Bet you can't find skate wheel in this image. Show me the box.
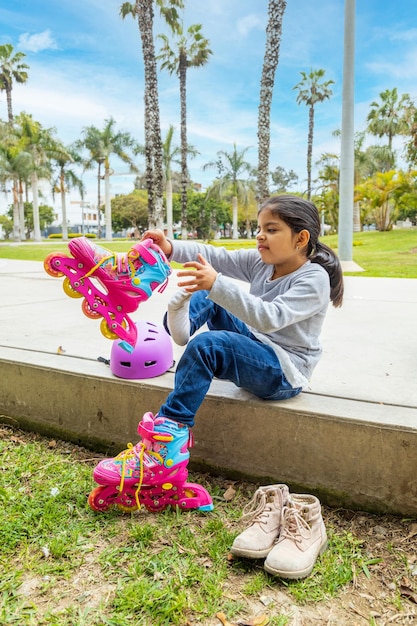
[44,253,65,277]
[63,276,83,299]
[88,486,113,512]
[145,501,168,512]
[82,297,105,319]
[117,503,139,513]
[100,316,127,341]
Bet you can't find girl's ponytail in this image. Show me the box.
[310,241,344,307]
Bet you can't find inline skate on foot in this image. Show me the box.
[88,412,213,513]
[44,237,171,348]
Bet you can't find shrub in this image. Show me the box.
[47,233,97,239]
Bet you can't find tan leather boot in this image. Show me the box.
[230,484,289,559]
[264,493,328,579]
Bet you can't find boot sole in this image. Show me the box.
[230,546,274,559]
[263,538,328,579]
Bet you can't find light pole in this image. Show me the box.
[338,0,362,270]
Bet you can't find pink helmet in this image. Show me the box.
[110,320,174,379]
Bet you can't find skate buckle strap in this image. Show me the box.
[138,420,173,444]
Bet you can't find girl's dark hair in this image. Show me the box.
[259,195,344,307]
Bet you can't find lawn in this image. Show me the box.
[0,229,416,278]
[1,425,416,626]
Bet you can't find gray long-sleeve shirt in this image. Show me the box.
[170,240,331,389]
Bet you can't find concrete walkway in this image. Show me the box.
[0,257,415,408]
[0,256,416,514]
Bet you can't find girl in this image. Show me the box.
[92,195,343,506]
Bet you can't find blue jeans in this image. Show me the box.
[160,291,301,427]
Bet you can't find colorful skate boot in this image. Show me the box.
[44,237,171,349]
[88,412,214,513]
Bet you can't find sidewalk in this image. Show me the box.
[0,258,416,409]
[1,257,416,515]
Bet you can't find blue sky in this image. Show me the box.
[1,0,417,214]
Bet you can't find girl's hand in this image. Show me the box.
[177,254,218,292]
[141,229,172,257]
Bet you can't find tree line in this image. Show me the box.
[1,1,417,242]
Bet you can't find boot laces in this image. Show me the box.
[280,504,311,545]
[241,489,282,526]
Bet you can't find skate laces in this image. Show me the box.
[116,430,173,510]
[82,248,141,282]
[280,504,311,544]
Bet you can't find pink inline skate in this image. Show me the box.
[44,237,171,349]
[88,412,213,513]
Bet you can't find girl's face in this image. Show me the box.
[256,209,308,277]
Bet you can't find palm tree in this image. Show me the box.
[78,118,139,239]
[120,0,184,228]
[15,112,60,242]
[0,121,31,240]
[0,44,30,240]
[0,44,29,124]
[367,88,411,154]
[257,0,287,204]
[162,124,199,238]
[51,143,85,240]
[293,68,334,200]
[203,144,254,240]
[162,124,180,238]
[76,125,105,237]
[355,170,404,231]
[158,23,212,239]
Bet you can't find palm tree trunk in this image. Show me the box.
[31,172,42,242]
[257,0,286,205]
[307,105,314,200]
[104,165,112,241]
[18,180,25,240]
[166,178,173,238]
[60,168,68,241]
[6,86,13,125]
[12,175,20,242]
[144,85,155,227]
[61,191,68,240]
[7,93,21,242]
[232,196,238,240]
[137,0,164,229]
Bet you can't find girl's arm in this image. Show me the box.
[142,230,219,292]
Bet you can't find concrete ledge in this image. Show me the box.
[1,346,417,516]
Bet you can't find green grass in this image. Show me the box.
[324,229,417,278]
[1,229,416,277]
[0,425,398,626]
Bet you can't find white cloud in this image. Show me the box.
[236,14,264,38]
[18,30,58,53]
[388,27,417,43]
[366,48,417,84]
